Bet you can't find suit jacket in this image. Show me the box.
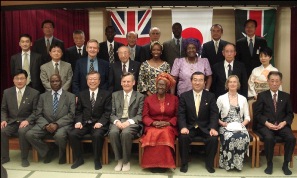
[35,90,75,129]
[40,61,73,91]
[108,60,141,92]
[97,41,124,63]
[163,38,186,68]
[212,60,248,99]
[1,86,39,124]
[65,45,88,72]
[236,36,267,77]
[140,43,151,63]
[201,39,228,68]
[75,89,111,130]
[127,45,143,63]
[253,90,294,130]
[178,90,219,134]
[32,37,65,64]
[10,52,44,93]
[72,57,110,96]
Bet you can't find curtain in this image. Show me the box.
[1,9,89,95]
[290,7,297,113]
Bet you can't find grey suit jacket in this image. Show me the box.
[163,38,186,68]
[35,90,75,129]
[110,90,144,125]
[1,86,39,124]
[40,61,73,91]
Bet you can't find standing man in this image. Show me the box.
[1,70,39,167]
[72,39,110,96]
[178,71,219,173]
[212,43,248,99]
[236,19,267,78]
[65,30,88,72]
[109,46,141,92]
[97,26,124,63]
[109,72,144,172]
[140,27,161,62]
[68,71,111,170]
[11,34,44,93]
[26,74,75,164]
[126,31,143,62]
[32,19,65,64]
[163,22,186,68]
[254,71,296,175]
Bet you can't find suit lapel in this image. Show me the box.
[169,39,179,55]
[17,87,30,112]
[117,91,124,109]
[94,90,103,109]
[129,91,136,107]
[276,91,283,114]
[17,53,23,70]
[188,91,196,118]
[128,60,135,73]
[30,53,36,72]
[198,91,207,118]
[55,91,66,117]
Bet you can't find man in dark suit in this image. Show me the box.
[212,43,248,99]
[201,24,229,68]
[68,71,111,170]
[163,22,186,68]
[178,71,219,173]
[25,74,75,164]
[126,31,143,63]
[254,71,296,175]
[1,70,39,167]
[72,39,110,97]
[140,27,161,62]
[32,19,65,64]
[97,26,124,63]
[65,30,88,72]
[109,46,141,92]
[11,34,44,93]
[109,72,144,172]
[236,19,267,78]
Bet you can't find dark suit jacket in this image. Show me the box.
[140,43,150,63]
[75,89,111,131]
[97,41,124,63]
[32,37,65,64]
[128,45,143,63]
[163,38,186,68]
[35,90,75,129]
[236,36,267,77]
[1,86,39,124]
[72,57,110,96]
[253,90,294,130]
[10,52,44,93]
[108,60,141,92]
[212,60,248,98]
[201,39,228,68]
[65,45,88,72]
[178,90,219,135]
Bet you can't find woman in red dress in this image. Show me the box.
[141,72,178,173]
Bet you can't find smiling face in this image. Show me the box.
[105,26,116,42]
[13,73,27,90]
[151,43,162,58]
[259,53,272,67]
[49,46,63,62]
[73,33,85,48]
[87,73,100,91]
[268,74,282,93]
[156,79,167,95]
[118,46,130,63]
[245,21,256,38]
[19,36,32,52]
[186,43,197,58]
[227,76,239,92]
[86,41,99,58]
[121,74,135,93]
[191,74,205,93]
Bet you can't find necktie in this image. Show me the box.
[195,94,200,116]
[90,92,95,110]
[130,48,135,61]
[123,64,127,73]
[78,48,82,57]
[228,64,232,77]
[109,44,114,63]
[55,62,59,74]
[17,90,22,108]
[177,39,181,57]
[23,52,31,85]
[249,39,253,56]
[89,59,94,72]
[53,92,59,115]
[122,94,129,118]
[215,41,219,54]
[46,39,50,53]
[273,93,277,112]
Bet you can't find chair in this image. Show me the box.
[8,135,38,162]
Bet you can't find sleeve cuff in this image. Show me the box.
[113,120,120,125]
[128,119,135,124]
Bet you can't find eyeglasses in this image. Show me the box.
[14,77,26,81]
[151,32,160,35]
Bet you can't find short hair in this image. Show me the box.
[105,25,116,33]
[86,39,99,48]
[150,41,163,51]
[191,71,205,81]
[244,19,257,28]
[19,34,32,41]
[50,74,61,81]
[86,71,101,80]
[41,19,55,28]
[225,75,241,90]
[172,22,182,28]
[149,27,161,34]
[118,45,130,53]
[223,43,236,51]
[49,43,63,52]
[73,30,84,35]
[259,47,273,57]
[183,38,201,52]
[126,31,138,38]
[210,24,223,33]
[14,69,28,78]
[268,71,283,80]
[121,72,135,81]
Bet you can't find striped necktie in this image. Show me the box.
[53,92,59,115]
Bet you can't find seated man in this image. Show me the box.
[25,74,75,164]
[1,69,39,167]
[178,71,219,173]
[109,72,144,171]
[254,71,296,175]
[68,71,111,170]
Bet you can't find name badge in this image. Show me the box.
[194,124,199,129]
[256,49,259,54]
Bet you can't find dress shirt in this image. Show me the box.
[213,39,221,47]
[193,90,203,103]
[22,50,31,67]
[16,86,26,101]
[107,41,115,52]
[77,45,84,55]
[87,57,99,72]
[224,60,234,79]
[122,61,130,72]
[246,35,255,47]
[51,88,62,101]
[89,88,99,101]
[270,90,279,101]
[113,90,135,125]
[44,36,53,46]
[51,60,61,71]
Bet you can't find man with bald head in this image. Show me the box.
[140,27,161,62]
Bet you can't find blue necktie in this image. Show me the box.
[53,92,59,115]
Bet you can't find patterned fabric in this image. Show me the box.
[109,44,114,63]
[17,90,22,108]
[90,92,95,110]
[137,60,170,94]
[53,92,59,115]
[89,59,94,72]
[55,63,59,74]
[219,105,250,171]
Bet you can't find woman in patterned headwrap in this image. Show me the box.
[141,72,178,173]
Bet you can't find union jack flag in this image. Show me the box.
[110,9,152,45]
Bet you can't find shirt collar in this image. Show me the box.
[213,39,220,44]
[76,45,84,50]
[123,90,133,97]
[193,90,203,97]
[89,88,99,96]
[22,50,31,55]
[51,60,61,66]
[270,90,279,96]
[52,88,62,95]
[45,36,53,42]
[224,60,234,67]
[247,35,255,43]
[107,41,114,46]
[16,86,26,94]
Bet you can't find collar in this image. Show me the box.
[88,57,97,61]
[128,45,136,50]
[213,39,220,44]
[76,45,84,50]
[193,90,203,97]
[51,60,61,66]
[224,60,234,67]
[89,88,99,96]
[123,90,133,97]
[22,50,31,55]
[16,86,26,94]
[107,41,114,46]
[122,60,130,66]
[45,36,53,41]
[52,88,62,95]
[247,35,255,43]
[270,90,279,97]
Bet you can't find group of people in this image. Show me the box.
[1,18,295,176]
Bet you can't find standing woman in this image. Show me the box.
[141,73,178,173]
[137,41,171,96]
[216,75,250,171]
